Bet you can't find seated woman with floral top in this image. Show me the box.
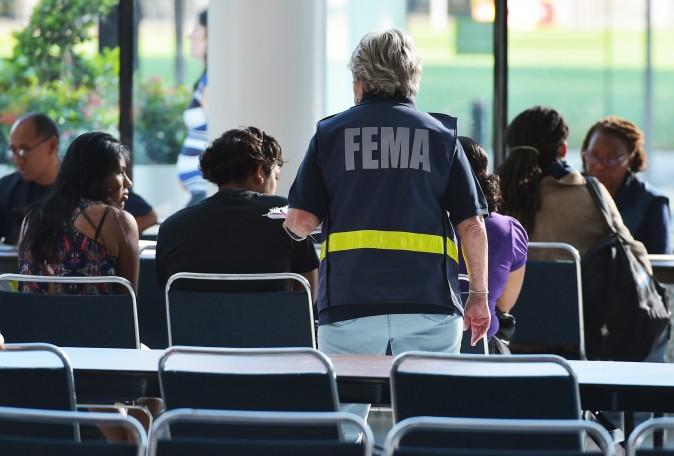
[18,132,139,294]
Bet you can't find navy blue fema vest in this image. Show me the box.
[313,97,466,323]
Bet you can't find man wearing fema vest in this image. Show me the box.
[285,30,489,363]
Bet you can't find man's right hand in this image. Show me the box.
[284,208,320,241]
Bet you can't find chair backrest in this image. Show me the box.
[149,408,372,456]
[510,242,586,359]
[165,272,315,348]
[0,274,140,349]
[627,417,674,456]
[384,416,613,456]
[391,352,582,450]
[0,344,78,439]
[159,346,339,412]
[0,249,16,274]
[137,249,168,348]
[159,346,340,439]
[0,406,146,456]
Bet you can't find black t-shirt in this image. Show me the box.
[0,172,52,245]
[155,189,319,291]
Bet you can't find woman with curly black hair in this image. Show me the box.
[157,126,318,298]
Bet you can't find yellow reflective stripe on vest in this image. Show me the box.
[319,230,459,263]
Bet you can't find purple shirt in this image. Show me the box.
[459,212,528,338]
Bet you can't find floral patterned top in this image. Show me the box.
[18,201,118,294]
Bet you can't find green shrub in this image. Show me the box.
[0,0,118,162]
[0,0,190,165]
[134,77,190,164]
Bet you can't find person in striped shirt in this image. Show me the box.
[176,9,209,207]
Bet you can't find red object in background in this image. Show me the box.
[540,0,555,26]
[0,112,18,126]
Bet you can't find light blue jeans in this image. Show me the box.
[318,313,463,356]
[318,313,463,431]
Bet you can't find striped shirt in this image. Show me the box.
[177,72,209,192]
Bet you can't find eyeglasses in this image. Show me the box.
[7,136,51,159]
[582,151,629,168]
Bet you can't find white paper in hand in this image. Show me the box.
[264,205,322,236]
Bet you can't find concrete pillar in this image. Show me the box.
[208,0,326,197]
[430,0,448,30]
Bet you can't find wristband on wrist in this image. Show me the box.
[468,289,489,295]
[284,224,306,242]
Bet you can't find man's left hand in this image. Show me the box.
[463,293,490,346]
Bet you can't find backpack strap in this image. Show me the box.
[585,176,617,235]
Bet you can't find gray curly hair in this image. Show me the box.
[348,29,422,99]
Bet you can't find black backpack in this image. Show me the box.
[582,177,671,361]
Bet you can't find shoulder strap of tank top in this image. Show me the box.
[94,206,112,242]
[74,203,99,232]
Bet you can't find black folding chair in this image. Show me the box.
[0,343,78,439]
[384,416,613,456]
[510,242,586,359]
[0,274,140,349]
[627,417,674,456]
[165,272,315,348]
[391,352,582,450]
[148,408,372,456]
[0,248,16,274]
[158,346,340,439]
[0,406,146,455]
[137,248,168,348]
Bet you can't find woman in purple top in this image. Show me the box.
[458,137,528,353]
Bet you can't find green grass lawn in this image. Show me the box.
[416,64,674,150]
[409,16,674,150]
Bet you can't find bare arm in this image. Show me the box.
[297,268,318,303]
[114,210,140,293]
[456,215,490,346]
[134,209,158,233]
[496,265,525,313]
[284,208,320,240]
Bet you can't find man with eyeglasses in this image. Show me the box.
[0,112,59,245]
[1,112,159,246]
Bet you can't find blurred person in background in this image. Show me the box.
[176,9,209,207]
[0,112,59,245]
[582,116,671,254]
